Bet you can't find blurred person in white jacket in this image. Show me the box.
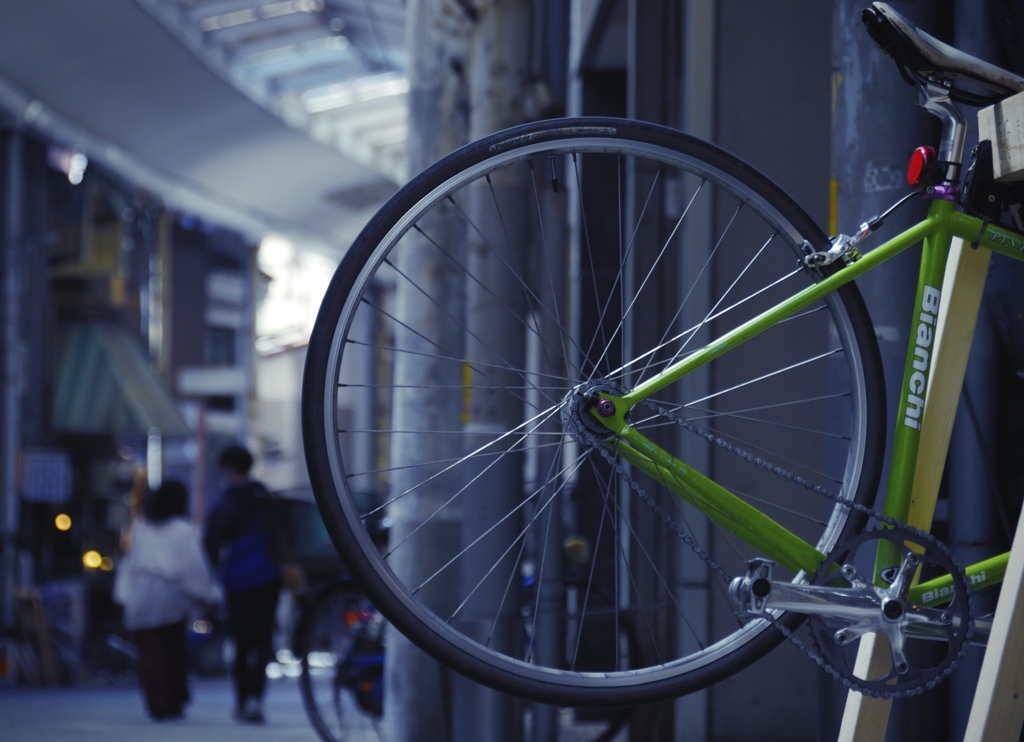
[114,479,220,720]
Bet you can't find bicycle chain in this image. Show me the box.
[573,396,974,699]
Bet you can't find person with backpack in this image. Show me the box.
[203,444,290,724]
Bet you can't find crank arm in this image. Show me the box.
[729,558,884,624]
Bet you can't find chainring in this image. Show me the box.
[807,527,973,697]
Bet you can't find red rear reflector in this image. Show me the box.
[907,145,936,187]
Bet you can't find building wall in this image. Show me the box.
[711,4,834,741]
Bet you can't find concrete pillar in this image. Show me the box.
[383,2,470,740]
[451,2,532,741]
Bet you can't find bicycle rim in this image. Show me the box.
[303,117,885,705]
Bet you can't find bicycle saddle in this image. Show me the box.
[863,2,1024,106]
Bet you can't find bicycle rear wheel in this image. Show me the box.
[302,117,885,705]
[295,583,383,742]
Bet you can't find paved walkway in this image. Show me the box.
[0,676,320,742]
[0,673,630,741]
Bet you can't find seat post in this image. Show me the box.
[918,82,967,184]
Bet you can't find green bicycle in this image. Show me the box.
[301,2,1024,705]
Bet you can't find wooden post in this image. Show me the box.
[838,237,991,740]
[957,88,1024,740]
[963,503,1024,739]
[978,89,1024,183]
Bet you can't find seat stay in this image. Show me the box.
[620,218,934,407]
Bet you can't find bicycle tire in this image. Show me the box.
[295,582,383,742]
[302,117,885,706]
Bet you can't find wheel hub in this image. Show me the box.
[560,379,626,444]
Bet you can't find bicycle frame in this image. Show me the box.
[591,193,1023,609]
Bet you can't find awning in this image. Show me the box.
[0,0,398,257]
[52,322,191,438]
